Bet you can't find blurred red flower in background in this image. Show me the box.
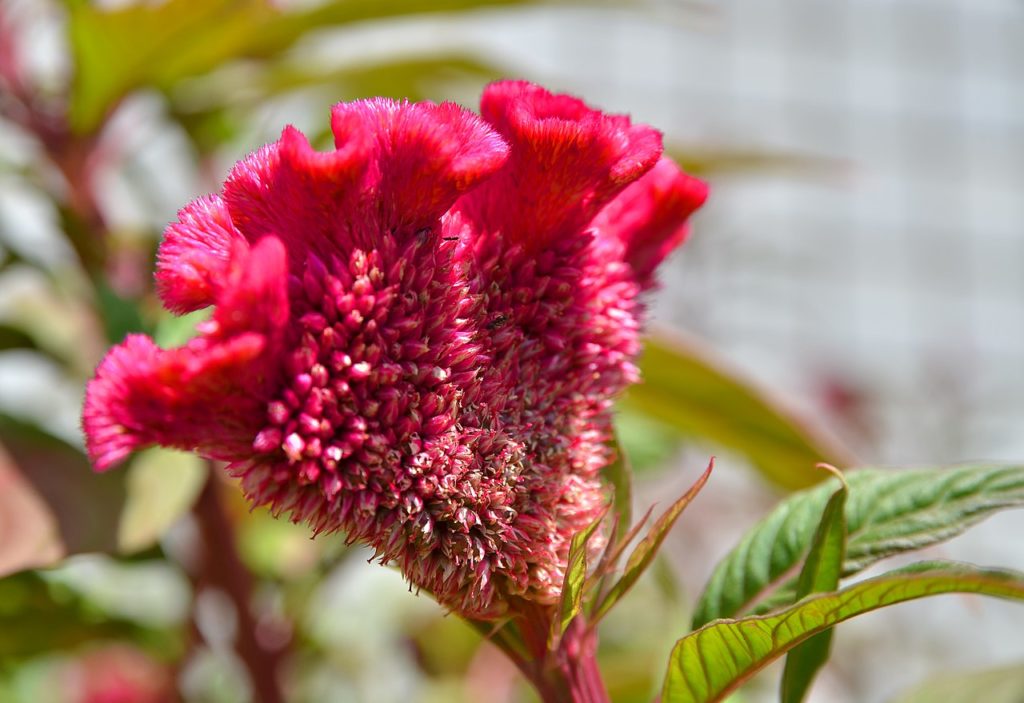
[67,646,174,703]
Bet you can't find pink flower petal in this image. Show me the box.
[223,125,372,266]
[155,195,245,314]
[592,157,709,286]
[83,237,289,470]
[331,98,509,234]
[222,101,507,267]
[457,80,664,249]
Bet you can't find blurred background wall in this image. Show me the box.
[454,0,1024,468]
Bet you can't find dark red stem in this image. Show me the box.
[506,603,610,703]
[192,472,286,703]
[547,618,609,703]
[0,7,108,276]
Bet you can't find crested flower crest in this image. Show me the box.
[82,81,707,617]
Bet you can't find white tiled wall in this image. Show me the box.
[472,0,1024,468]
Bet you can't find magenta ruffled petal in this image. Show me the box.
[331,98,508,234]
[222,102,506,266]
[222,125,373,265]
[83,237,289,470]
[156,195,244,314]
[592,158,709,286]
[213,236,290,338]
[83,333,265,470]
[458,80,664,248]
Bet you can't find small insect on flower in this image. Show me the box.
[486,314,509,331]
[82,81,707,618]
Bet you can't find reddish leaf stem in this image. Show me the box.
[547,617,609,703]
[507,603,610,703]
[192,472,286,703]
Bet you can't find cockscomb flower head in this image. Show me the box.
[82,81,707,618]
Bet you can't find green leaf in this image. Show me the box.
[601,433,633,545]
[117,448,207,553]
[666,144,848,179]
[624,329,856,490]
[152,308,209,348]
[65,0,582,132]
[94,281,148,343]
[585,503,653,605]
[0,570,166,660]
[67,0,278,132]
[0,444,66,577]
[552,511,606,642]
[591,458,713,623]
[0,414,207,574]
[663,562,1024,703]
[792,468,847,597]
[614,406,680,473]
[0,324,38,352]
[0,414,126,561]
[692,464,1024,628]
[780,467,847,703]
[891,663,1024,703]
[171,52,508,154]
[261,55,505,104]
[584,437,638,601]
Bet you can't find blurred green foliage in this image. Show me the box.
[624,331,856,490]
[0,570,174,660]
[66,0,557,132]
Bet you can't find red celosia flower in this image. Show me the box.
[82,81,707,617]
[67,646,174,703]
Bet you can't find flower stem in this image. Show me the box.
[192,470,286,703]
[505,604,610,703]
[543,618,610,703]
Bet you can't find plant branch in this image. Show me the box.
[191,470,286,703]
[499,602,609,703]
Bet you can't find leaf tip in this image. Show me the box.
[815,462,848,490]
